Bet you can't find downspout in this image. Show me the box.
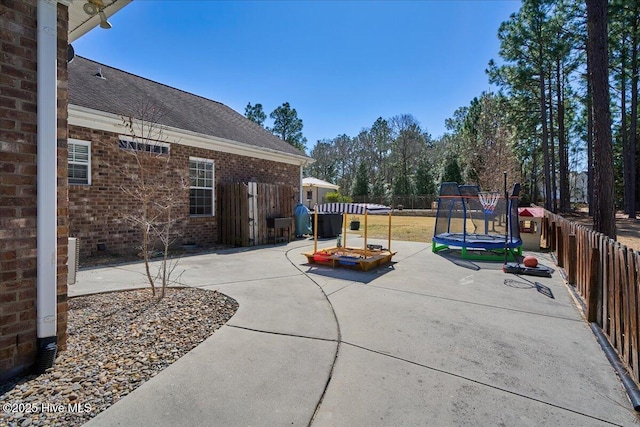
[299,165,304,203]
[35,0,59,373]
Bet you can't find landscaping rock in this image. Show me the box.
[0,288,238,427]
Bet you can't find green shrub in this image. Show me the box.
[325,192,353,203]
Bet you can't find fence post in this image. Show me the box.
[556,226,564,268]
[545,216,551,249]
[550,221,556,252]
[568,234,577,285]
[587,247,600,323]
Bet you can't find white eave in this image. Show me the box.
[68,0,132,43]
[68,104,312,166]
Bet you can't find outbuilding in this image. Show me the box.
[302,177,340,209]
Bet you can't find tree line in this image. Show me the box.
[307,115,441,200]
[486,0,629,238]
[247,0,633,238]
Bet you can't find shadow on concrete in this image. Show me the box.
[435,249,510,271]
[504,278,555,299]
[302,262,397,284]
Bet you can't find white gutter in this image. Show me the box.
[299,166,304,203]
[68,105,314,166]
[35,0,60,372]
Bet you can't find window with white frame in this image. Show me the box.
[68,139,91,185]
[189,157,214,216]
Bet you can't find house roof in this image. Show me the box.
[302,177,339,190]
[68,56,309,159]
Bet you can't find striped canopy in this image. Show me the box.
[316,203,392,214]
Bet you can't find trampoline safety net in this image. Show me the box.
[432,182,521,252]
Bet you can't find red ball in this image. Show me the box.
[523,256,538,268]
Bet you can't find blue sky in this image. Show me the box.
[73,0,521,151]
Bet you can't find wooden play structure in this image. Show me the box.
[303,203,396,271]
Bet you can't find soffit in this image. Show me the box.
[68,0,132,43]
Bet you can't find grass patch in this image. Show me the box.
[346,215,435,243]
[343,212,640,251]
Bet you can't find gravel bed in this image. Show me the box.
[0,287,238,427]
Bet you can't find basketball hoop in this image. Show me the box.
[478,192,500,215]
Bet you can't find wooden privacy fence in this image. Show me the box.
[543,211,640,385]
[218,182,295,247]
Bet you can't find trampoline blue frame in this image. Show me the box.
[432,233,523,260]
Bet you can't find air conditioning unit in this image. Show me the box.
[68,237,79,285]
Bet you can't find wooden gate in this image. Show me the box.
[218,182,296,246]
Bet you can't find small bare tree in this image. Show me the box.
[119,101,186,299]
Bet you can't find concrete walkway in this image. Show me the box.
[73,238,638,426]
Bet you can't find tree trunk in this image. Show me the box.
[548,70,558,213]
[587,0,617,238]
[587,76,594,216]
[557,60,569,212]
[540,66,553,212]
[629,5,638,218]
[532,152,539,204]
[621,33,631,217]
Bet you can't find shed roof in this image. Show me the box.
[302,177,339,190]
[68,56,309,159]
[518,207,545,218]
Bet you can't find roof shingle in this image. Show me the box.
[68,56,308,158]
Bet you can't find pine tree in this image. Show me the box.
[587,0,617,238]
[244,102,266,127]
[352,162,370,197]
[442,156,463,184]
[269,102,307,152]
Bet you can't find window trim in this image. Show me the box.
[68,138,91,185]
[189,157,215,217]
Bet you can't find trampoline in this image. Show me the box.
[432,182,523,260]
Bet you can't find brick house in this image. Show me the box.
[1,0,131,381]
[67,56,311,258]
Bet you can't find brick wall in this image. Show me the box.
[56,2,69,356]
[0,1,69,381]
[68,124,300,258]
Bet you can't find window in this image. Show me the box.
[118,136,170,155]
[306,190,313,200]
[68,139,91,185]
[189,158,214,216]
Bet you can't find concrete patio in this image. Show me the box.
[71,238,637,426]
